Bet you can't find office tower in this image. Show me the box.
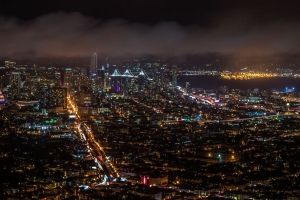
[103,58,110,89]
[49,87,68,108]
[98,66,106,89]
[172,65,178,87]
[20,73,31,98]
[64,68,73,87]
[104,70,110,89]
[155,67,167,86]
[8,72,21,99]
[38,84,50,108]
[90,53,97,77]
[90,78,97,93]
[94,76,103,91]
[38,85,68,109]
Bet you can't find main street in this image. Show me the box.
[67,96,119,186]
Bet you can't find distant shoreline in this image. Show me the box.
[177,75,300,91]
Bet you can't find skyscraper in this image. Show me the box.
[49,87,68,108]
[38,84,49,108]
[90,53,97,77]
[64,68,73,87]
[104,57,110,89]
[8,72,21,99]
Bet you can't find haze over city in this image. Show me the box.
[1,0,300,59]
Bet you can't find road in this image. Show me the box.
[80,123,119,179]
[67,96,119,186]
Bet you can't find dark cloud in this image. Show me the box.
[0,12,300,59]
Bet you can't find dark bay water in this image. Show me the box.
[177,75,300,91]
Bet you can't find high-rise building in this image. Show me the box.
[8,72,21,99]
[155,67,167,86]
[38,84,50,108]
[49,87,68,108]
[20,73,31,98]
[90,78,97,93]
[104,70,110,89]
[38,85,68,109]
[98,67,106,89]
[104,57,110,89]
[90,53,97,77]
[64,68,73,87]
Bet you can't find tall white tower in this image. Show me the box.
[90,53,97,76]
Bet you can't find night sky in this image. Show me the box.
[0,0,300,58]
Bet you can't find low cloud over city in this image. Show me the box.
[1,11,300,58]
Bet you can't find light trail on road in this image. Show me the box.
[67,96,119,186]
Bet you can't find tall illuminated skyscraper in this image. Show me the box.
[90,53,97,77]
[64,68,73,87]
[8,72,21,99]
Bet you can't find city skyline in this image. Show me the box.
[1,1,300,199]
[1,57,300,199]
